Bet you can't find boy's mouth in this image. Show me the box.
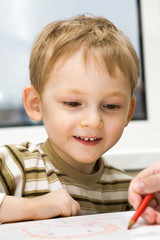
[73,136,102,145]
[74,136,99,141]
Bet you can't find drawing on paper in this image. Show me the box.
[22,219,121,239]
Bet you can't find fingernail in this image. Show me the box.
[133,181,145,193]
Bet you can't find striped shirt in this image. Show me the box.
[0,139,132,214]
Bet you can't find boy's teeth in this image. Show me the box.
[84,137,89,141]
[78,136,98,141]
[90,138,96,141]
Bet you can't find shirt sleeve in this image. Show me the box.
[0,145,24,197]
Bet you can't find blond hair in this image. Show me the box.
[29,15,140,95]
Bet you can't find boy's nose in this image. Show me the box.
[79,111,104,129]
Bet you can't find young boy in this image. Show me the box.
[0,15,139,223]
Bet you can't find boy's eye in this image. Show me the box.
[103,104,120,110]
[63,101,81,107]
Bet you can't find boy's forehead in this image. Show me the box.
[46,49,129,94]
[50,47,118,77]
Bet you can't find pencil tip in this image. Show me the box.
[127,220,135,230]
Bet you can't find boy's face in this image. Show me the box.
[39,49,135,174]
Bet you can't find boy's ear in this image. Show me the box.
[22,85,43,122]
[125,95,136,127]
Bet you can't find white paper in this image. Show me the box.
[0,211,160,240]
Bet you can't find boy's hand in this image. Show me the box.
[128,162,160,224]
[0,189,81,223]
[31,189,81,220]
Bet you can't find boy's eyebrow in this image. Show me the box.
[107,91,128,98]
[65,89,128,99]
[67,88,85,94]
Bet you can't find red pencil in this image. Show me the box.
[127,193,154,229]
